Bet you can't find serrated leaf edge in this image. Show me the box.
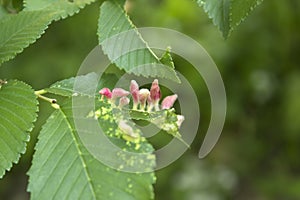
[23,0,97,21]
[98,1,180,82]
[0,11,55,65]
[229,0,264,32]
[0,80,38,178]
[198,0,264,38]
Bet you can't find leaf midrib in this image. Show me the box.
[58,108,97,199]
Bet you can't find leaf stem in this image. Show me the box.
[35,89,48,95]
[35,90,60,109]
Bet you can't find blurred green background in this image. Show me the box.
[1,0,300,199]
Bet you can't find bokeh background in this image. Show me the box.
[1,0,300,199]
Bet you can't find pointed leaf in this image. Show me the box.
[98,1,180,82]
[0,80,38,178]
[45,72,119,97]
[129,109,186,146]
[159,47,175,70]
[197,0,263,38]
[230,0,264,27]
[0,10,56,65]
[28,98,155,199]
[46,73,186,146]
[24,0,97,20]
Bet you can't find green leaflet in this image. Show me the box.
[0,10,56,65]
[230,0,264,27]
[129,109,188,147]
[45,72,119,97]
[159,47,175,69]
[46,73,187,146]
[27,98,156,200]
[30,73,156,199]
[98,1,180,83]
[0,80,38,178]
[0,0,98,65]
[24,0,97,20]
[197,0,264,38]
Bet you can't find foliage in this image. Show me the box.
[0,10,55,64]
[28,98,155,200]
[0,0,267,199]
[197,0,264,38]
[24,0,97,20]
[98,0,180,82]
[0,80,38,178]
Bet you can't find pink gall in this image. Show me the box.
[99,88,112,99]
[150,79,161,101]
[139,89,150,110]
[119,96,130,108]
[161,94,178,110]
[130,80,139,109]
[111,88,130,99]
[130,80,139,94]
[149,79,161,111]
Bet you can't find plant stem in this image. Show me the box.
[34,89,47,95]
[35,90,60,109]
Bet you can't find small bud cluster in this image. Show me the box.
[99,87,130,108]
[99,79,188,146]
[99,79,179,111]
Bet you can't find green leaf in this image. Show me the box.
[45,72,119,97]
[24,0,97,20]
[159,47,175,69]
[28,98,155,200]
[129,109,188,147]
[98,1,180,83]
[230,0,264,27]
[197,0,264,38]
[0,80,38,178]
[0,10,56,65]
[46,72,187,146]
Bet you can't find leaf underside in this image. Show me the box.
[197,0,264,38]
[98,0,180,82]
[0,10,56,65]
[0,80,38,178]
